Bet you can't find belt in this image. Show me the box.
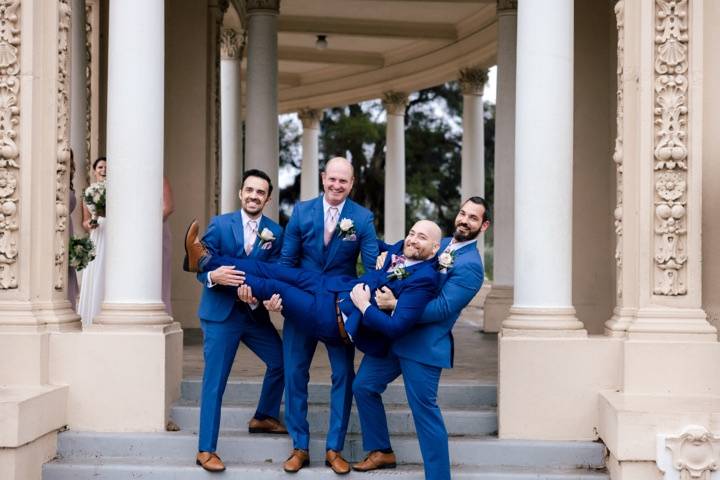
[335,299,352,345]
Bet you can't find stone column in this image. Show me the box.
[70,0,88,234]
[206,0,228,217]
[97,0,170,326]
[382,91,408,243]
[502,0,584,333]
[220,27,244,214]
[245,0,280,219]
[484,0,517,333]
[299,108,321,201]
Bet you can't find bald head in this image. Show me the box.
[322,157,354,206]
[403,220,442,261]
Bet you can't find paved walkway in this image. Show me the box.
[183,317,497,383]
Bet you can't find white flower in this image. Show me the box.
[259,227,275,242]
[438,252,454,269]
[339,218,354,232]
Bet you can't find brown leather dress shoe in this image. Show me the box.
[325,450,351,475]
[352,450,397,472]
[196,451,226,472]
[248,417,288,434]
[183,219,209,273]
[283,448,310,473]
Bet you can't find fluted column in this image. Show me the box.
[96,0,170,325]
[502,0,584,334]
[382,91,408,243]
[484,0,517,332]
[459,67,488,259]
[220,28,244,214]
[299,108,321,201]
[245,0,280,219]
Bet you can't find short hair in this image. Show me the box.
[92,156,106,170]
[463,196,491,224]
[242,169,273,196]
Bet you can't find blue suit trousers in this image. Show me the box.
[353,353,449,480]
[198,311,284,453]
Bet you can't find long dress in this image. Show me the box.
[66,192,79,311]
[77,216,106,326]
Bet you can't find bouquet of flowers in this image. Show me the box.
[68,236,96,271]
[84,181,106,227]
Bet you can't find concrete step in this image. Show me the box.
[170,401,498,436]
[54,430,607,469]
[43,458,609,480]
[180,378,496,408]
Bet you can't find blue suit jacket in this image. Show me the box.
[196,211,284,322]
[335,241,440,358]
[279,195,378,275]
[392,238,484,368]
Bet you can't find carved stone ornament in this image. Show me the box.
[298,108,321,129]
[458,67,489,96]
[85,2,92,167]
[653,0,689,296]
[497,0,517,13]
[0,0,21,290]
[246,0,280,13]
[220,28,243,60]
[382,91,408,116]
[613,0,624,299]
[54,0,72,290]
[659,426,720,480]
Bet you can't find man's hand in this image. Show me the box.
[375,287,398,311]
[237,285,258,305]
[375,251,388,270]
[209,265,245,286]
[350,283,372,313]
[263,293,283,313]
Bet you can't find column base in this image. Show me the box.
[95,302,172,326]
[483,284,513,333]
[0,431,58,480]
[50,321,183,431]
[0,300,80,330]
[502,306,586,337]
[627,307,717,341]
[604,306,638,337]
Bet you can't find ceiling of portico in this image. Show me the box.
[227,0,498,113]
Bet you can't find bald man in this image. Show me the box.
[277,157,379,473]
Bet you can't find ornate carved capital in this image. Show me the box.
[382,91,408,116]
[246,0,280,14]
[298,108,321,130]
[664,426,720,480]
[652,0,689,296]
[497,0,517,13]
[220,28,244,60]
[0,0,22,290]
[458,67,489,96]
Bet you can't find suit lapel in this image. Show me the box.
[324,200,353,269]
[230,210,246,257]
[312,197,325,259]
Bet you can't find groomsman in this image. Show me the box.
[352,197,491,480]
[194,170,286,473]
[279,157,378,474]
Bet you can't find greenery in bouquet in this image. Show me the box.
[68,236,96,271]
[83,181,106,227]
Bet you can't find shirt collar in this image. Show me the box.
[322,195,346,217]
[240,209,261,229]
[445,238,476,253]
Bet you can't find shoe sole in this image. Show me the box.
[325,460,351,475]
[248,428,288,434]
[283,459,309,473]
[352,463,397,472]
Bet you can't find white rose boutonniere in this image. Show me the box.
[259,227,275,250]
[336,218,357,240]
[387,265,411,281]
[437,250,456,272]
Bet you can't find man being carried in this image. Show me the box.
[185,219,442,358]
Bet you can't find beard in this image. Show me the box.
[452,223,481,242]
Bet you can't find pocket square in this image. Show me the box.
[342,234,357,241]
[261,241,272,250]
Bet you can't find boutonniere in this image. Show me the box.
[259,227,275,249]
[437,250,456,271]
[387,265,411,281]
[336,218,356,240]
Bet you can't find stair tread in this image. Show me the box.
[172,399,497,412]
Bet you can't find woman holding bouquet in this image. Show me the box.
[78,157,107,325]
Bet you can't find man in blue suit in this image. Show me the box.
[192,170,286,474]
[351,197,491,480]
[279,157,378,474]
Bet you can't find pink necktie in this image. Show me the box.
[388,254,406,272]
[324,207,338,246]
[245,220,257,255]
